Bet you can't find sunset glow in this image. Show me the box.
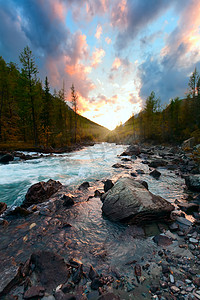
[1,0,200,129]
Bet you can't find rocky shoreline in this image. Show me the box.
[0,142,200,299]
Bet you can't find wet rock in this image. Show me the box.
[72,265,83,284]
[102,177,174,224]
[193,278,200,287]
[121,145,141,156]
[170,286,180,294]
[91,277,104,290]
[55,290,76,300]
[62,195,75,207]
[0,202,7,215]
[30,251,70,292]
[177,202,199,214]
[150,285,159,293]
[104,180,114,193]
[24,286,45,299]
[94,190,103,197]
[7,207,32,217]
[185,175,200,192]
[98,292,120,300]
[149,160,168,168]
[150,170,161,179]
[89,266,99,280]
[138,180,148,190]
[121,158,131,162]
[0,264,22,297]
[169,223,179,231]
[0,153,14,164]
[78,182,90,190]
[153,234,173,246]
[22,179,62,208]
[130,172,137,177]
[112,163,131,169]
[136,169,145,174]
[68,259,82,269]
[175,216,193,227]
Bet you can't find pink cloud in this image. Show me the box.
[91,48,105,67]
[95,24,103,39]
[105,37,112,44]
[111,57,121,71]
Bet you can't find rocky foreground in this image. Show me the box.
[0,142,200,299]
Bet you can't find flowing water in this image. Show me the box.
[0,143,188,285]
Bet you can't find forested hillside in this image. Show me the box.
[107,69,200,145]
[0,47,109,150]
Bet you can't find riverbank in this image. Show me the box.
[0,143,200,299]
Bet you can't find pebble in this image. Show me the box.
[189,238,198,244]
[170,286,180,294]
[170,274,175,283]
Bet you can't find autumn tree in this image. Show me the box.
[19,46,39,146]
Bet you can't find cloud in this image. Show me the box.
[138,0,200,105]
[95,24,103,39]
[111,0,175,51]
[105,37,112,44]
[111,57,121,71]
[91,48,106,67]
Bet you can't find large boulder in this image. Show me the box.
[21,179,62,208]
[185,175,200,192]
[102,177,174,224]
[120,145,141,156]
[0,153,14,164]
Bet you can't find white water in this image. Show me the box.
[0,143,127,206]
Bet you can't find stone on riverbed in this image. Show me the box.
[0,202,7,215]
[21,179,62,208]
[102,177,174,224]
[185,175,200,192]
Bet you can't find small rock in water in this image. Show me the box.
[170,285,180,294]
[153,234,172,246]
[170,274,175,283]
[62,194,75,207]
[78,182,90,190]
[150,169,161,179]
[24,286,45,299]
[104,179,114,193]
[89,265,99,280]
[91,277,104,290]
[189,238,198,244]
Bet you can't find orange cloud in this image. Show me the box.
[91,48,105,67]
[95,24,102,39]
[50,0,67,22]
[111,57,121,70]
[105,37,112,44]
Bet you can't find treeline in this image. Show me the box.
[107,68,200,144]
[0,47,107,149]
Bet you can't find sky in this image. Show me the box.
[1,0,200,130]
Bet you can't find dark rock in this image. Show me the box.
[177,202,199,213]
[161,264,171,274]
[193,277,200,287]
[134,264,142,277]
[175,216,193,227]
[24,286,45,299]
[98,293,120,300]
[94,190,103,197]
[72,265,83,284]
[150,285,159,293]
[169,223,179,231]
[7,207,32,217]
[91,277,104,290]
[62,282,74,293]
[104,180,114,193]
[185,175,200,192]
[0,264,23,297]
[136,169,145,174]
[78,182,90,190]
[149,160,168,168]
[22,179,62,208]
[150,169,161,179]
[137,180,148,190]
[62,195,75,207]
[0,202,7,215]
[55,290,76,300]
[30,251,70,292]
[130,172,137,177]
[0,153,14,164]
[112,163,131,169]
[89,266,99,281]
[153,234,173,246]
[102,177,174,224]
[124,145,141,156]
[121,158,131,162]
